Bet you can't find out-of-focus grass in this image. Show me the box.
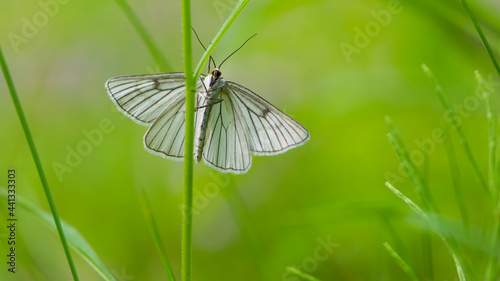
[384,66,500,281]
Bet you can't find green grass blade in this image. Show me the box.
[462,0,500,77]
[0,46,80,281]
[114,0,172,72]
[138,188,176,281]
[383,242,421,281]
[286,267,322,281]
[385,182,427,218]
[421,64,489,195]
[192,0,249,81]
[0,188,115,281]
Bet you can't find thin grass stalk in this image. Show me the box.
[422,64,489,195]
[0,46,79,280]
[383,242,421,281]
[138,189,176,281]
[462,0,500,77]
[114,0,172,72]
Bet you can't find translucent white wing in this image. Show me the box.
[144,90,205,159]
[225,82,310,155]
[143,93,187,159]
[106,73,204,125]
[202,90,252,173]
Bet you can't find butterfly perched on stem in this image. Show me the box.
[105,39,309,174]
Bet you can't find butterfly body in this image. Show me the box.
[194,69,225,163]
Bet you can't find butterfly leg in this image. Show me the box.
[196,98,223,110]
[197,91,209,99]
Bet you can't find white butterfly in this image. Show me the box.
[105,68,310,174]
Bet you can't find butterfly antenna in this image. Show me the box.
[218,33,257,69]
[192,27,217,73]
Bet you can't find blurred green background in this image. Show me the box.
[1,0,500,280]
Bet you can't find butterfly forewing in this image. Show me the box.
[106,73,202,125]
[225,82,310,155]
[202,89,251,173]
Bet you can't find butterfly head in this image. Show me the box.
[211,69,222,80]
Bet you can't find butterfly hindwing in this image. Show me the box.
[143,86,207,160]
[143,94,187,159]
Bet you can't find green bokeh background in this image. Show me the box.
[1,0,500,280]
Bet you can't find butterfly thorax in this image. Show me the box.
[194,69,226,162]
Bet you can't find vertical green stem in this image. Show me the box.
[0,47,79,280]
[180,1,248,279]
[181,0,195,280]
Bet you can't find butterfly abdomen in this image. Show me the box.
[194,74,222,163]
[195,103,212,162]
